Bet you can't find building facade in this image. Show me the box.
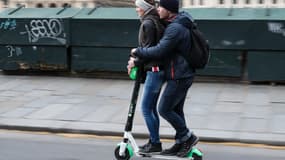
[0,0,135,8]
[1,0,285,8]
[2,0,96,8]
[182,0,285,8]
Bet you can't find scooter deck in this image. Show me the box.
[139,153,193,160]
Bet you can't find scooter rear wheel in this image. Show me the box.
[114,146,131,160]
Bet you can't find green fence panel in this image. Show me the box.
[197,50,242,77]
[71,8,139,47]
[71,8,139,72]
[247,51,285,82]
[184,8,285,50]
[0,7,80,71]
[71,46,130,72]
[0,45,68,70]
[0,7,80,45]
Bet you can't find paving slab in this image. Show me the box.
[0,74,284,146]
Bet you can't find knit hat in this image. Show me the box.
[135,0,153,11]
[159,0,179,13]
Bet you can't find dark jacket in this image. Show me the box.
[134,11,195,80]
[135,8,165,69]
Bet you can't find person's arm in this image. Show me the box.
[133,23,181,60]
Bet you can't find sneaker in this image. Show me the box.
[160,143,181,156]
[139,139,151,150]
[139,142,162,153]
[176,133,199,157]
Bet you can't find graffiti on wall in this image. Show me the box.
[6,45,23,57]
[0,19,17,30]
[268,22,285,37]
[20,19,66,44]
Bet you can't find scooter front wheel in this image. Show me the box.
[114,146,131,160]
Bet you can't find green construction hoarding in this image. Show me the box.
[0,7,80,71]
[0,7,284,82]
[70,8,139,72]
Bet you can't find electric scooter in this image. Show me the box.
[114,67,203,160]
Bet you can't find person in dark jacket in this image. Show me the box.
[127,0,165,153]
[129,0,199,157]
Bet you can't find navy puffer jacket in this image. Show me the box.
[134,11,195,80]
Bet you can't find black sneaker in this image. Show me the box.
[176,133,199,157]
[139,142,162,153]
[160,143,181,156]
[139,139,151,150]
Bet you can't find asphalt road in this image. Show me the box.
[0,130,284,160]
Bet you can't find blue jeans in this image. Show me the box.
[158,77,194,144]
[141,71,165,144]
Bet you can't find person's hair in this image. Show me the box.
[145,0,155,5]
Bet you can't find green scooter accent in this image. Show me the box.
[126,144,134,158]
[115,143,134,160]
[129,67,138,80]
[187,148,203,158]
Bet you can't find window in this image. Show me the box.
[16,3,26,7]
[190,0,195,5]
[36,3,43,8]
[272,0,277,4]
[245,0,250,4]
[3,0,8,5]
[233,0,238,4]
[82,2,88,8]
[49,3,57,8]
[259,0,264,4]
[219,0,224,4]
[62,3,71,7]
[199,0,204,5]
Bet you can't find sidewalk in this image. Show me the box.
[0,74,284,146]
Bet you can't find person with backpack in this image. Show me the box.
[128,0,199,157]
[127,0,165,154]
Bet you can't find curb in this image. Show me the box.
[1,125,284,147]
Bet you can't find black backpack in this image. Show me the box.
[183,21,210,69]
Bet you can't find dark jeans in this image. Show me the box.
[141,71,165,144]
[158,77,194,144]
